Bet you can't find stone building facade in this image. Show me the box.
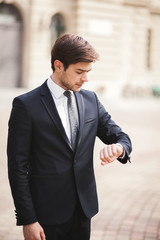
[0,0,160,96]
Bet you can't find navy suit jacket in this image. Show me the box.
[7,81,132,226]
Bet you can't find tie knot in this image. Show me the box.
[64,91,71,98]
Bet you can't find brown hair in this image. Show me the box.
[51,33,99,71]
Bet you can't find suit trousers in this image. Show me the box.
[42,199,91,240]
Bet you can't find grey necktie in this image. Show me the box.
[64,91,78,150]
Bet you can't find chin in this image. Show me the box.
[74,88,81,92]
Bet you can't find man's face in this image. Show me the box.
[58,62,92,92]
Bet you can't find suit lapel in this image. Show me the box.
[40,81,72,150]
[75,91,85,149]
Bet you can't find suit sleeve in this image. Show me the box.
[96,95,132,163]
[7,97,37,225]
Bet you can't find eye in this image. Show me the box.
[76,71,83,75]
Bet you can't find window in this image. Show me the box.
[50,13,65,48]
[0,3,23,87]
[146,28,152,69]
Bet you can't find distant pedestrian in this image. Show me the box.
[7,33,132,240]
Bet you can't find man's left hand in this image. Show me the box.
[99,143,124,166]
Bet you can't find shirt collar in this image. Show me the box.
[47,76,65,99]
[47,76,74,99]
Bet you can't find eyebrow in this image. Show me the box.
[76,68,92,72]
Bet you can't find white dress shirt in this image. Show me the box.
[47,77,79,143]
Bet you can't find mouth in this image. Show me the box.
[76,83,83,88]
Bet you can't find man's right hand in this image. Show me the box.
[23,222,46,240]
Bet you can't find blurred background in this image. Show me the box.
[0,0,160,239]
[0,0,160,95]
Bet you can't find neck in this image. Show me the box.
[50,73,67,91]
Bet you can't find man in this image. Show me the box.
[7,33,132,240]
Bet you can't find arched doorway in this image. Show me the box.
[50,13,65,48]
[0,3,23,87]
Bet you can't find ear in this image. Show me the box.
[54,60,64,72]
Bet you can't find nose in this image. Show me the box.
[81,72,88,82]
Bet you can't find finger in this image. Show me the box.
[100,149,105,160]
[101,160,108,166]
[40,229,46,240]
[105,145,113,158]
[103,147,114,163]
[102,147,114,163]
[111,144,117,156]
[104,146,117,163]
[103,147,109,159]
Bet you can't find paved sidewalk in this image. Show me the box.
[0,88,160,240]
